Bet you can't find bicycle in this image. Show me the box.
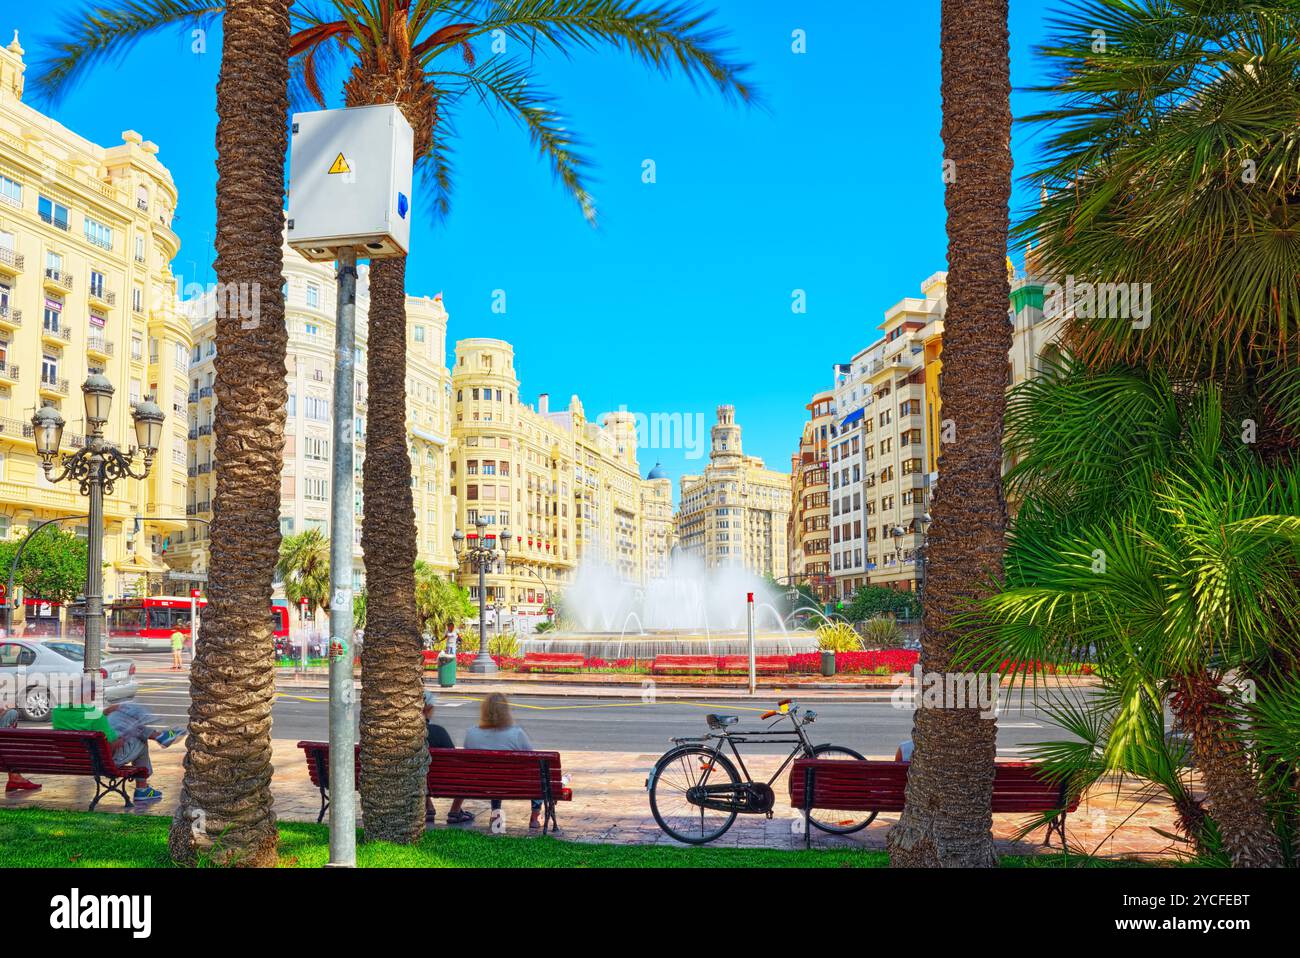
[646,699,875,844]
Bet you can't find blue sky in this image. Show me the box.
[10,1,1055,491]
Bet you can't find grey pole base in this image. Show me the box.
[467,653,498,674]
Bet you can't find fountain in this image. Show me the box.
[519,553,820,660]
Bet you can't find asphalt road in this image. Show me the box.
[122,653,1090,758]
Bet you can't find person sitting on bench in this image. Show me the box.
[51,700,185,803]
[424,692,472,825]
[464,693,544,832]
[1,709,41,792]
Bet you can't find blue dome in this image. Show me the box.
[646,462,668,480]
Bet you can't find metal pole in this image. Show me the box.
[327,247,358,868]
[190,591,198,665]
[469,554,494,672]
[746,591,756,695]
[85,458,105,688]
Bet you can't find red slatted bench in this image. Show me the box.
[0,728,149,810]
[651,655,717,674]
[717,655,789,674]
[789,759,1079,849]
[520,652,586,673]
[297,741,573,835]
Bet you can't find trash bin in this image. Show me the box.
[437,653,456,688]
[820,650,836,677]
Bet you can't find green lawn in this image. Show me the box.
[0,807,1148,868]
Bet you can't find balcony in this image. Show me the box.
[0,246,22,274]
[188,390,199,403]
[43,268,73,293]
[41,322,72,344]
[198,462,211,474]
[199,385,214,399]
[0,305,19,328]
[198,424,212,436]
[39,211,70,232]
[39,375,70,397]
[0,360,17,382]
[88,285,116,308]
[137,198,149,212]
[87,334,114,357]
[187,427,198,440]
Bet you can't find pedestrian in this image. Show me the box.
[52,699,186,803]
[894,739,914,762]
[1,709,41,792]
[170,628,184,670]
[443,620,459,656]
[464,692,544,832]
[423,691,472,825]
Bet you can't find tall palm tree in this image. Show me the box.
[35,0,292,867]
[968,363,1299,866]
[286,0,757,843]
[37,0,757,845]
[277,528,332,621]
[886,0,1011,868]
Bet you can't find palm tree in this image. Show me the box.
[966,363,1299,867]
[414,561,473,639]
[36,0,757,845]
[885,0,1011,868]
[1018,0,1300,445]
[285,0,757,843]
[277,528,332,621]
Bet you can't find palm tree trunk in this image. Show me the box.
[887,0,1011,868]
[1172,673,1283,867]
[359,254,428,843]
[167,0,291,867]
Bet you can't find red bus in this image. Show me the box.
[107,597,289,651]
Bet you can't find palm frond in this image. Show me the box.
[30,0,225,103]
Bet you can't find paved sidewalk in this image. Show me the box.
[3,739,1182,860]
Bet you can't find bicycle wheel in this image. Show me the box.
[648,745,741,845]
[806,744,877,834]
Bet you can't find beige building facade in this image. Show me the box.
[448,338,663,619]
[0,33,192,613]
[677,406,790,580]
[170,242,455,591]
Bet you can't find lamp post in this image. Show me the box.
[452,515,510,673]
[31,376,164,680]
[892,511,932,608]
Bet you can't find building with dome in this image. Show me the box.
[640,462,674,580]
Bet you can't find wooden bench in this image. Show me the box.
[651,655,717,674]
[717,655,789,674]
[297,741,573,835]
[519,652,585,673]
[788,759,1078,849]
[0,728,149,810]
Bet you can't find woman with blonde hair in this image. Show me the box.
[464,692,543,831]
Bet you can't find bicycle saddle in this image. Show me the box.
[706,714,739,729]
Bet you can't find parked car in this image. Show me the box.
[0,639,138,721]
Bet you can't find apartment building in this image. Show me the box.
[0,33,192,612]
[788,390,834,600]
[448,338,661,616]
[170,241,455,590]
[677,405,790,579]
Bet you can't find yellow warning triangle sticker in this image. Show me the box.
[327,152,351,175]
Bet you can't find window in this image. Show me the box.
[304,396,330,421]
[89,270,107,299]
[304,322,320,336]
[133,286,144,313]
[38,196,70,230]
[43,297,62,332]
[134,235,146,262]
[0,175,20,208]
[175,342,188,371]
[305,284,319,308]
[305,478,329,501]
[305,436,329,461]
[41,353,59,385]
[414,325,425,342]
[84,217,113,250]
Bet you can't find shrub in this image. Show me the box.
[857,615,905,649]
[816,621,862,652]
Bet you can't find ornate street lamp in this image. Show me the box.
[452,515,511,673]
[32,378,163,683]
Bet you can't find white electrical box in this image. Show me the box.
[286,104,414,261]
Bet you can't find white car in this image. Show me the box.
[0,639,138,722]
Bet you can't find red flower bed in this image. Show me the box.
[999,659,1094,675]
[789,650,919,674]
